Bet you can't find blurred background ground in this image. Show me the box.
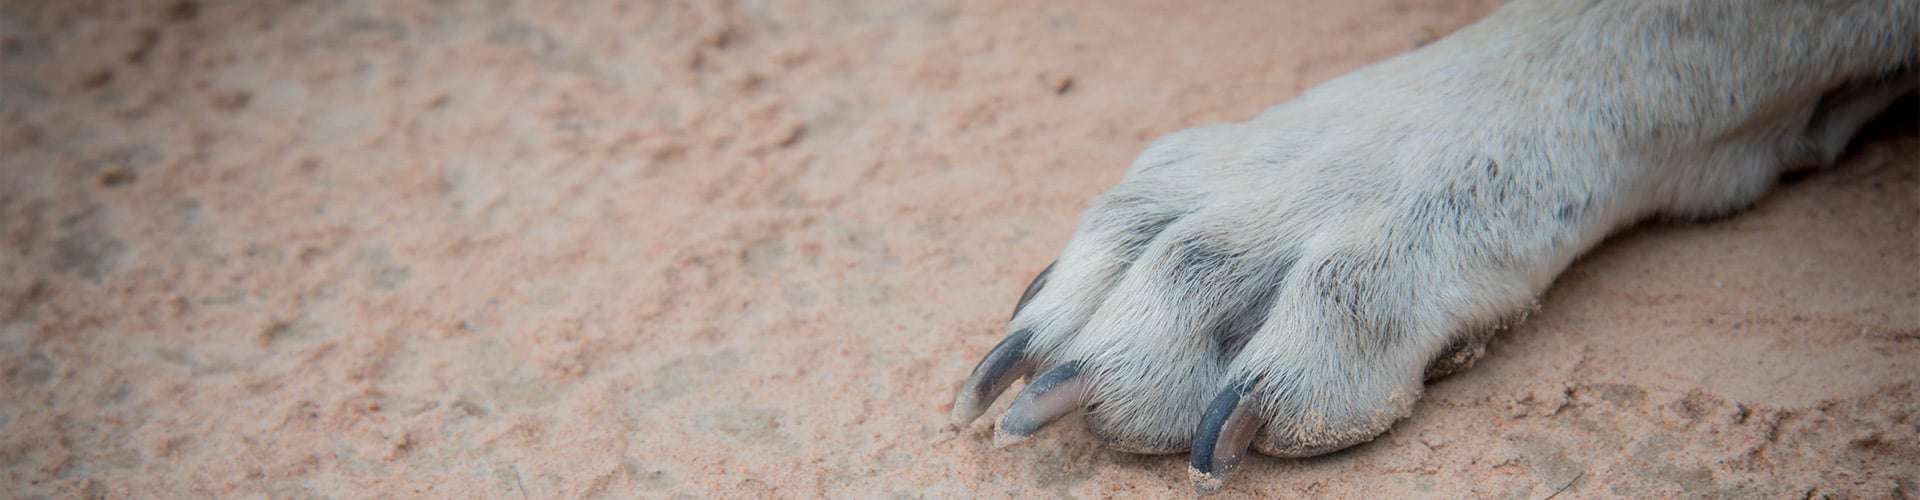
[0,0,1914,497]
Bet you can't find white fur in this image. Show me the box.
[974,0,1918,456]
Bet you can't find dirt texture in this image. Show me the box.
[1,0,1916,497]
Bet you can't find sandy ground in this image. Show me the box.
[1,0,1916,497]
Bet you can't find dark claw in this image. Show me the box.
[1009,261,1056,321]
[950,329,1036,428]
[992,362,1089,448]
[1189,379,1261,495]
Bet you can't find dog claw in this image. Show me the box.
[992,362,1089,448]
[951,329,1036,427]
[1189,380,1261,495]
[1009,261,1055,321]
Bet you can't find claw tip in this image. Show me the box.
[990,426,1030,449]
[1189,466,1227,495]
[948,401,981,429]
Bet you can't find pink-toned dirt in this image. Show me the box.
[2,0,1915,497]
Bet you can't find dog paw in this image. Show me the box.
[950,70,1594,490]
[949,1,1917,492]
